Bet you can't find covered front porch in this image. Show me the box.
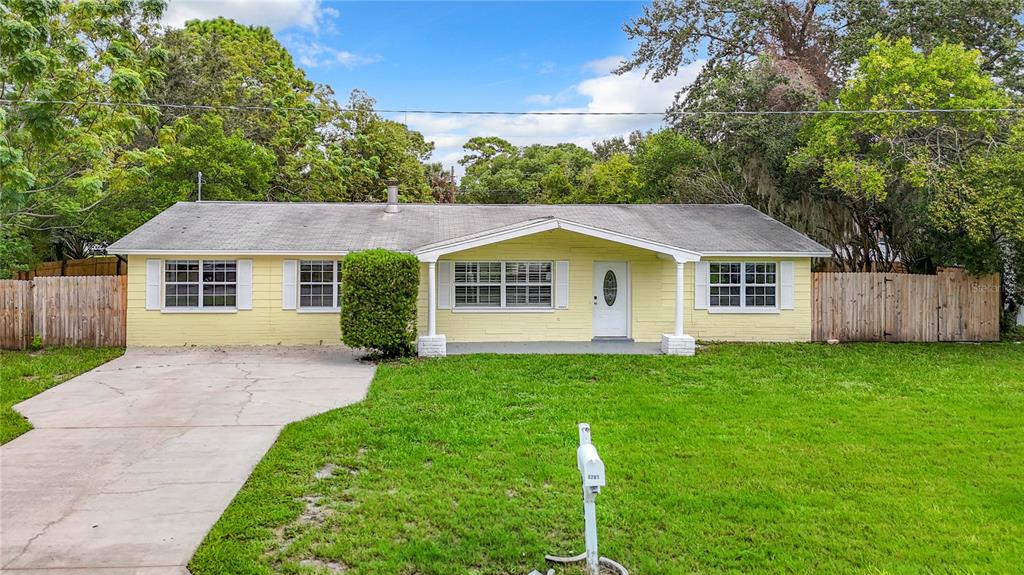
[412,220,699,357]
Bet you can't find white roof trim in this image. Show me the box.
[413,218,702,263]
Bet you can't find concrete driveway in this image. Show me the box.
[0,347,375,575]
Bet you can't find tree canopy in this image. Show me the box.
[459,138,596,203]
[457,131,713,204]
[789,37,1022,274]
[1,0,167,274]
[1,9,436,276]
[617,0,1024,118]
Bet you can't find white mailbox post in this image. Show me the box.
[577,423,605,575]
[541,424,627,575]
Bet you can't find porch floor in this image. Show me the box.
[446,340,663,355]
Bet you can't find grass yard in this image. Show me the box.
[0,347,124,444]
[191,344,1024,575]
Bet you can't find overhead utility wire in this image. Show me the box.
[1,98,1023,116]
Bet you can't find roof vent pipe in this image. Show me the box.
[385,179,400,213]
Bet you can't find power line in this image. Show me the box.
[1,98,1023,116]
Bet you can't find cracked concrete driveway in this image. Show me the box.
[0,346,375,575]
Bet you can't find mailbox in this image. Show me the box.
[577,443,606,489]
[545,423,625,575]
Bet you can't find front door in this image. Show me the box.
[592,262,629,338]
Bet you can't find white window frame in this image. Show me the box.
[162,259,238,312]
[453,260,554,311]
[707,261,780,314]
[503,261,554,308]
[453,261,503,309]
[298,260,342,312]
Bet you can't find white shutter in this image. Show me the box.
[145,259,162,310]
[437,261,452,310]
[780,261,795,310]
[555,260,569,309]
[694,261,709,310]
[282,259,297,310]
[336,260,344,309]
[237,259,253,310]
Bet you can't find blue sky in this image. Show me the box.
[163,1,705,172]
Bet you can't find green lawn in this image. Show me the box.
[0,347,124,444]
[191,344,1024,575]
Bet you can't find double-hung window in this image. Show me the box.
[299,260,342,309]
[504,262,552,307]
[164,260,236,309]
[744,263,777,307]
[454,262,502,307]
[165,260,200,307]
[709,262,777,309]
[453,261,552,309]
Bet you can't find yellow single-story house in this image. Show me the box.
[107,192,829,356]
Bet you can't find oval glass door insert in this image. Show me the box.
[603,270,617,306]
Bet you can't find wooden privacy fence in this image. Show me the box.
[16,256,127,280]
[0,276,127,349]
[812,268,1000,342]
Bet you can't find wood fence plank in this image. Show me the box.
[1,276,126,348]
[0,281,33,349]
[119,275,128,346]
[813,270,998,342]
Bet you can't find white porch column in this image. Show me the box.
[418,260,446,357]
[662,258,695,356]
[427,261,437,337]
[674,261,685,337]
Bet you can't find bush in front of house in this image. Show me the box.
[340,249,420,357]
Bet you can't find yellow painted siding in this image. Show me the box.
[416,229,676,342]
[126,255,342,346]
[415,229,812,343]
[126,233,813,346]
[686,257,812,342]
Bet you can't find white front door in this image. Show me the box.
[592,262,629,338]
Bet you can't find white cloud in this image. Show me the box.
[524,87,577,107]
[582,55,625,75]
[162,0,325,31]
[407,58,704,177]
[285,38,379,69]
[163,1,377,70]
[334,51,379,69]
[576,65,684,114]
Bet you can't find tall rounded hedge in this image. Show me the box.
[340,249,420,357]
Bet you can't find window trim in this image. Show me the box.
[453,261,502,308]
[163,259,200,309]
[161,307,238,315]
[161,259,239,312]
[453,260,554,311]
[503,261,554,308]
[297,259,342,312]
[706,261,780,314]
[200,260,238,308]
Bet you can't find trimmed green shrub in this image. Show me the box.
[340,249,420,357]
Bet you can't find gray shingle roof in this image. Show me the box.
[107,202,830,256]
